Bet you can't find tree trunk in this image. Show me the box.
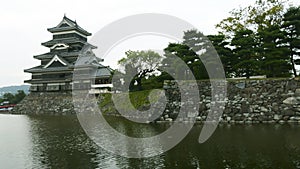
[290,47,297,77]
[136,77,142,91]
[291,59,297,77]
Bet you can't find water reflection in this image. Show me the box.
[0,115,33,169]
[0,114,300,168]
[28,115,101,168]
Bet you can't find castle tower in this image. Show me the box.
[24,16,112,93]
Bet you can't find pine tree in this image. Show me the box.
[207,34,234,77]
[282,6,300,77]
[231,29,260,78]
[258,25,291,77]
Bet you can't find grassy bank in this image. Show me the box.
[99,89,161,114]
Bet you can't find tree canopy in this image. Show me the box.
[282,6,300,76]
[117,1,300,91]
[215,0,298,78]
[118,50,163,91]
[0,90,26,104]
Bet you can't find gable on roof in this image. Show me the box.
[56,16,76,28]
[47,16,91,36]
[44,55,69,68]
[50,43,69,50]
[59,23,70,28]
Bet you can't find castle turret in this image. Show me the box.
[25,16,112,93]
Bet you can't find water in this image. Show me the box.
[0,114,300,169]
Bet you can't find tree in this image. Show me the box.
[184,29,218,80]
[258,25,291,77]
[1,90,26,104]
[14,90,26,103]
[183,29,211,52]
[163,43,205,80]
[216,0,294,78]
[118,50,162,91]
[164,43,197,64]
[216,0,286,39]
[282,6,300,77]
[163,29,229,80]
[231,29,260,78]
[3,93,14,103]
[207,34,234,77]
[163,42,209,80]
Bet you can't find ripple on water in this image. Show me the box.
[0,114,300,168]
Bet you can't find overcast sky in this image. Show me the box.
[0,0,299,87]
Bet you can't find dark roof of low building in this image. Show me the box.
[47,16,91,36]
[96,67,112,77]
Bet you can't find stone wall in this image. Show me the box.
[162,79,300,123]
[12,79,300,124]
[12,92,74,115]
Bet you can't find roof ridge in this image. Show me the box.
[63,15,77,25]
[47,15,92,36]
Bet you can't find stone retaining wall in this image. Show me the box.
[12,79,300,124]
[161,79,300,123]
[12,92,74,115]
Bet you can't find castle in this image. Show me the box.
[24,15,112,93]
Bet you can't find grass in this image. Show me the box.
[99,89,162,114]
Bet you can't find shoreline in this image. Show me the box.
[0,111,11,114]
[10,79,300,125]
[3,112,300,125]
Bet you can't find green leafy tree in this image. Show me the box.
[14,90,26,104]
[3,93,14,103]
[118,50,162,91]
[216,0,286,39]
[216,0,293,78]
[1,90,26,104]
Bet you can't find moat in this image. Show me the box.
[1,114,300,169]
